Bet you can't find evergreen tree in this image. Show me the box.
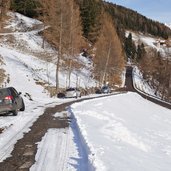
[103,2,171,39]
[80,0,102,43]
[124,33,136,61]
[136,43,145,61]
[10,0,40,17]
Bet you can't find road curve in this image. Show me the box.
[125,66,171,110]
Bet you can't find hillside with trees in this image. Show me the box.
[11,0,125,87]
[103,1,171,39]
[1,0,171,101]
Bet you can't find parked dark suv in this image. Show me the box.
[0,87,25,116]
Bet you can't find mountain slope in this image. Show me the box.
[103,1,171,39]
[0,12,97,93]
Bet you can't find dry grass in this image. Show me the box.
[35,79,59,97]
[0,69,6,85]
[0,57,6,86]
[0,128,4,134]
[0,124,13,134]
[45,86,58,97]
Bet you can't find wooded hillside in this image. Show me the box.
[103,2,171,39]
[2,0,171,98]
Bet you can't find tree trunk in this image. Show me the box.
[56,3,63,91]
[68,59,72,88]
[102,41,111,85]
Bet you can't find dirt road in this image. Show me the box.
[0,102,72,171]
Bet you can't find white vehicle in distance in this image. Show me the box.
[65,88,81,98]
[101,85,111,94]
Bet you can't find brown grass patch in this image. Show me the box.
[0,128,4,134]
[0,57,6,86]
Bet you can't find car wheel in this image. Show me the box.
[12,110,18,116]
[20,100,25,111]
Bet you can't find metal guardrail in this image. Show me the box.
[132,67,171,106]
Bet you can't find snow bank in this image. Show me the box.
[68,106,95,171]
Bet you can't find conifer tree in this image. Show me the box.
[11,0,39,17]
[80,0,101,43]
[124,33,136,61]
[136,43,145,61]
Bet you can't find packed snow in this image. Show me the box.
[30,128,77,171]
[70,92,171,171]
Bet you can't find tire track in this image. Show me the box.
[31,128,71,171]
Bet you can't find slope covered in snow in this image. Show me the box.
[165,23,171,29]
[0,12,96,90]
[125,31,171,58]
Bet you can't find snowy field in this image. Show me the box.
[70,92,171,171]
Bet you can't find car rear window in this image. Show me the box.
[0,89,10,99]
[66,88,75,91]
